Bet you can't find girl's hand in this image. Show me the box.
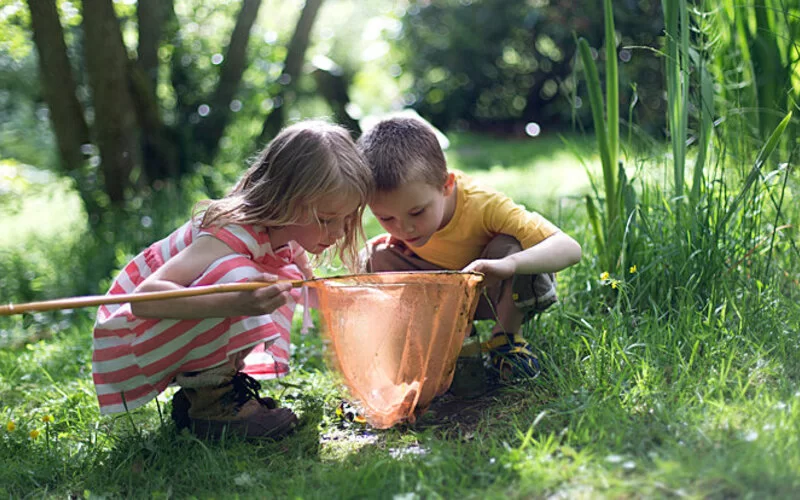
[235,273,294,316]
[462,258,515,287]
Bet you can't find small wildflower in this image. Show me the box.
[611,280,619,289]
[29,429,40,440]
[6,421,15,432]
[600,271,610,280]
[42,415,54,423]
[629,265,637,274]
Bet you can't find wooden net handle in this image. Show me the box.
[0,279,307,316]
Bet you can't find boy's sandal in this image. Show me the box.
[483,332,541,380]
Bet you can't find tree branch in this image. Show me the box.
[194,0,263,163]
[26,0,89,174]
[259,0,324,143]
[83,0,140,203]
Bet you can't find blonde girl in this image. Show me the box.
[92,120,372,440]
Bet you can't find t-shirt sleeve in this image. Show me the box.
[483,196,559,249]
[197,224,263,259]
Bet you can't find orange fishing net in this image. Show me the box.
[312,271,484,428]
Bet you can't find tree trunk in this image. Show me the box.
[134,0,181,182]
[26,0,90,175]
[25,0,109,223]
[137,0,170,99]
[128,61,181,181]
[312,63,361,138]
[83,0,140,204]
[259,0,324,142]
[194,0,263,163]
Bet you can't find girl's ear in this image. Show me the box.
[442,172,456,196]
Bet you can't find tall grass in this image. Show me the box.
[577,0,636,277]
[662,0,690,205]
[572,0,800,315]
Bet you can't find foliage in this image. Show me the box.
[397,0,665,133]
[577,0,636,278]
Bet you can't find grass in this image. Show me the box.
[1,130,799,498]
[0,165,85,248]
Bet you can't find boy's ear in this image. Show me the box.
[442,172,456,196]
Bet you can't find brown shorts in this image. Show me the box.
[362,234,557,321]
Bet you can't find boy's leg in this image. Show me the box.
[476,235,556,380]
[362,235,444,273]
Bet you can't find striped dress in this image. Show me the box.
[92,221,307,414]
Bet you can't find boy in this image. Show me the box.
[358,117,581,381]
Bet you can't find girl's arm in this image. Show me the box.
[462,231,582,285]
[294,249,315,280]
[131,236,292,319]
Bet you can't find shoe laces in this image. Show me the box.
[230,372,272,408]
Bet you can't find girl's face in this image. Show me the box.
[270,193,360,254]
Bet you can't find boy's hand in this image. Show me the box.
[369,233,414,257]
[462,258,515,287]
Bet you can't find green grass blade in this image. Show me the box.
[690,45,715,206]
[585,194,606,266]
[578,37,616,220]
[604,0,618,172]
[719,111,792,228]
[662,0,689,202]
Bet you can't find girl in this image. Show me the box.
[92,120,372,440]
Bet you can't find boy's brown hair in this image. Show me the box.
[357,117,448,191]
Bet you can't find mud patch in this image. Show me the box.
[413,380,524,433]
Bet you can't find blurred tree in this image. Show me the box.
[82,0,139,203]
[25,0,93,204]
[259,0,324,142]
[312,56,361,137]
[396,0,664,135]
[20,0,327,221]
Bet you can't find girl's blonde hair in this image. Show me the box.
[198,120,372,271]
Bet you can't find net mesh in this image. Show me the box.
[310,271,484,428]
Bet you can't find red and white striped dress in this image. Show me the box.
[92,221,307,414]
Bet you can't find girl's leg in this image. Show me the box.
[173,347,298,440]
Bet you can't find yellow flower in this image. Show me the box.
[29,429,40,439]
[6,421,15,432]
[42,415,53,424]
[611,280,619,289]
[629,265,638,274]
[600,271,610,281]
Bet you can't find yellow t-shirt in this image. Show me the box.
[412,171,559,269]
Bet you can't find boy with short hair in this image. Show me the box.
[358,117,581,381]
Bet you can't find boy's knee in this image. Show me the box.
[361,243,404,272]
[482,234,523,260]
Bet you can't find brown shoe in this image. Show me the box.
[171,388,192,430]
[182,372,297,440]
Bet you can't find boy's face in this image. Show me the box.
[369,174,455,248]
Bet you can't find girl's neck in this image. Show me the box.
[267,226,290,249]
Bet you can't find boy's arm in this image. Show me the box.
[462,231,581,285]
[465,193,581,284]
[131,236,292,319]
